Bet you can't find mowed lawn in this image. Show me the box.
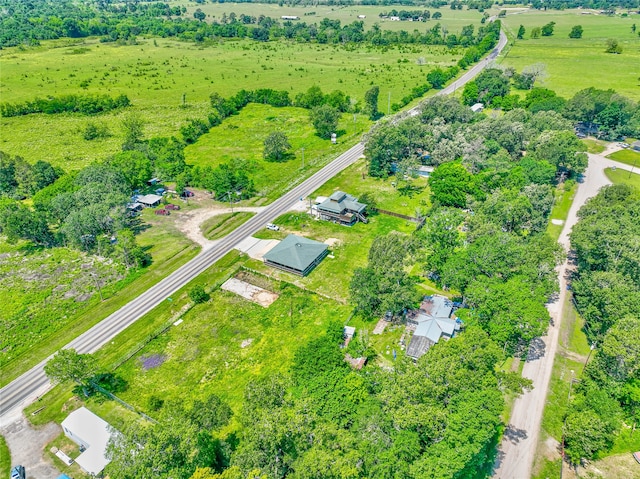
[607,148,640,167]
[0,36,460,169]
[605,167,640,189]
[500,9,640,99]
[185,104,371,202]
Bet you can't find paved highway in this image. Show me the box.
[0,30,507,420]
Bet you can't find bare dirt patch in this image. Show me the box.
[324,237,342,247]
[221,277,279,307]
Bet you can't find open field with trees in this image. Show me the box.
[500,9,640,99]
[1,36,464,169]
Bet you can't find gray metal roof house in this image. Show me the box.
[317,191,367,226]
[263,234,329,276]
[406,295,460,360]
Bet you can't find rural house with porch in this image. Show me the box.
[316,191,367,226]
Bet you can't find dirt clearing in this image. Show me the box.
[221,277,279,307]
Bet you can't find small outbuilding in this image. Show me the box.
[263,234,328,276]
[471,103,484,113]
[317,191,367,226]
[281,15,299,20]
[61,407,116,476]
[137,194,163,208]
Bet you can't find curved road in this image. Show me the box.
[494,150,636,479]
[0,30,507,421]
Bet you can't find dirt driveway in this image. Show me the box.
[1,415,61,479]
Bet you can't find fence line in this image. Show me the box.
[239,265,348,304]
[371,208,426,230]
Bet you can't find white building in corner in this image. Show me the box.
[61,407,116,476]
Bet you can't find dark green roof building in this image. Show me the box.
[263,234,328,276]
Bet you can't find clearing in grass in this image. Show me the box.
[201,212,255,240]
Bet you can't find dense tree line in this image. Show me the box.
[0,0,498,48]
[363,95,576,352]
[0,93,130,118]
[562,186,640,464]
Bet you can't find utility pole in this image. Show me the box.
[227,191,233,213]
[630,157,637,178]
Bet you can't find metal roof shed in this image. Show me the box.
[137,194,163,207]
[61,407,115,476]
[263,234,328,276]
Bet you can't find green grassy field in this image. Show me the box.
[605,167,640,189]
[500,9,640,99]
[185,104,371,202]
[0,435,10,479]
[582,138,607,154]
[0,207,199,387]
[607,148,640,167]
[0,36,460,169]
[313,157,431,216]
[201,211,255,240]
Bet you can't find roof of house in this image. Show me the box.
[632,140,640,148]
[414,316,458,343]
[263,234,328,272]
[137,194,163,205]
[420,295,454,321]
[317,191,366,214]
[61,407,115,476]
[344,326,356,338]
[406,316,459,359]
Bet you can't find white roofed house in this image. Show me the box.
[61,407,118,476]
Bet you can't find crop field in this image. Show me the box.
[1,36,460,169]
[180,2,486,33]
[185,104,371,202]
[500,9,640,99]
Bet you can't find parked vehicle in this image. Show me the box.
[181,190,194,198]
[11,465,26,479]
[165,204,181,211]
[155,209,170,216]
[633,451,640,464]
[266,223,279,231]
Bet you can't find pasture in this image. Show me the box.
[181,2,486,33]
[185,104,371,202]
[0,36,461,169]
[500,9,640,99]
[607,148,640,167]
